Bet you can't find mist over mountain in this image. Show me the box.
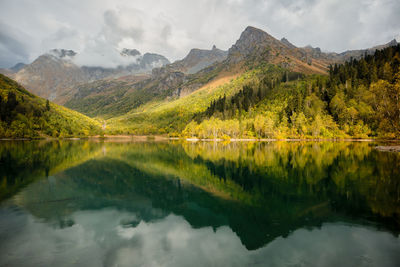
[4,48,169,101]
[1,22,399,139]
[60,26,400,120]
[1,3,400,267]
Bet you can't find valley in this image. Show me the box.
[1,2,400,266]
[1,26,399,139]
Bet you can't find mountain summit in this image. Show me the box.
[167,46,228,74]
[120,48,141,57]
[48,49,77,59]
[226,26,330,73]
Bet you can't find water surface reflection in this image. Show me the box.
[0,141,399,266]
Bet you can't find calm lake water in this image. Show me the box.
[0,140,399,267]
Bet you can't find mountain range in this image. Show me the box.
[1,25,399,139]
[0,48,170,102]
[63,26,398,119]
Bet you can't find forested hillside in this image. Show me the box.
[2,29,398,140]
[105,44,400,139]
[0,74,102,138]
[183,45,400,139]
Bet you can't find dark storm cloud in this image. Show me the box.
[0,0,399,68]
[0,22,30,67]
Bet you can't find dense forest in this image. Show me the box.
[0,74,102,138]
[183,45,400,139]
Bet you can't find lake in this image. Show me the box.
[0,140,399,266]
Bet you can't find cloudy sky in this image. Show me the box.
[0,0,399,68]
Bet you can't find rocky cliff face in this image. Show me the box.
[228,26,280,61]
[140,53,170,70]
[225,26,332,73]
[171,46,228,74]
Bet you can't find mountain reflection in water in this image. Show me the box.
[0,140,399,267]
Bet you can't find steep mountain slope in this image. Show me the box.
[105,69,270,134]
[0,74,102,138]
[226,26,332,74]
[14,50,87,101]
[181,44,400,139]
[62,74,151,118]
[170,45,228,74]
[105,44,400,138]
[63,46,230,117]
[10,25,398,134]
[64,26,335,119]
[8,48,169,103]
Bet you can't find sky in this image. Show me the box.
[0,0,399,68]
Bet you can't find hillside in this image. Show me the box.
[0,74,102,138]
[63,46,230,118]
[63,26,399,122]
[182,44,400,139]
[105,44,400,139]
[57,26,400,139]
[3,26,399,139]
[105,66,283,135]
[63,26,339,119]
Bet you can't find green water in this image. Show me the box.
[0,140,399,266]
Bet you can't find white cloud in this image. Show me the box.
[0,0,399,68]
[0,209,399,267]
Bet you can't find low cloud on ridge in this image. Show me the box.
[0,0,399,68]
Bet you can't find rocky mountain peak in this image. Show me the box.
[281,37,296,49]
[10,62,26,72]
[239,26,276,44]
[388,39,398,46]
[48,49,77,59]
[140,53,170,69]
[228,26,281,61]
[172,46,228,74]
[121,48,141,57]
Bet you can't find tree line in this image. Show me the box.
[183,45,400,139]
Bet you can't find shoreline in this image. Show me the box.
[185,138,377,142]
[1,135,400,142]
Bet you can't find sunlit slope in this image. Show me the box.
[106,67,283,135]
[0,74,102,138]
